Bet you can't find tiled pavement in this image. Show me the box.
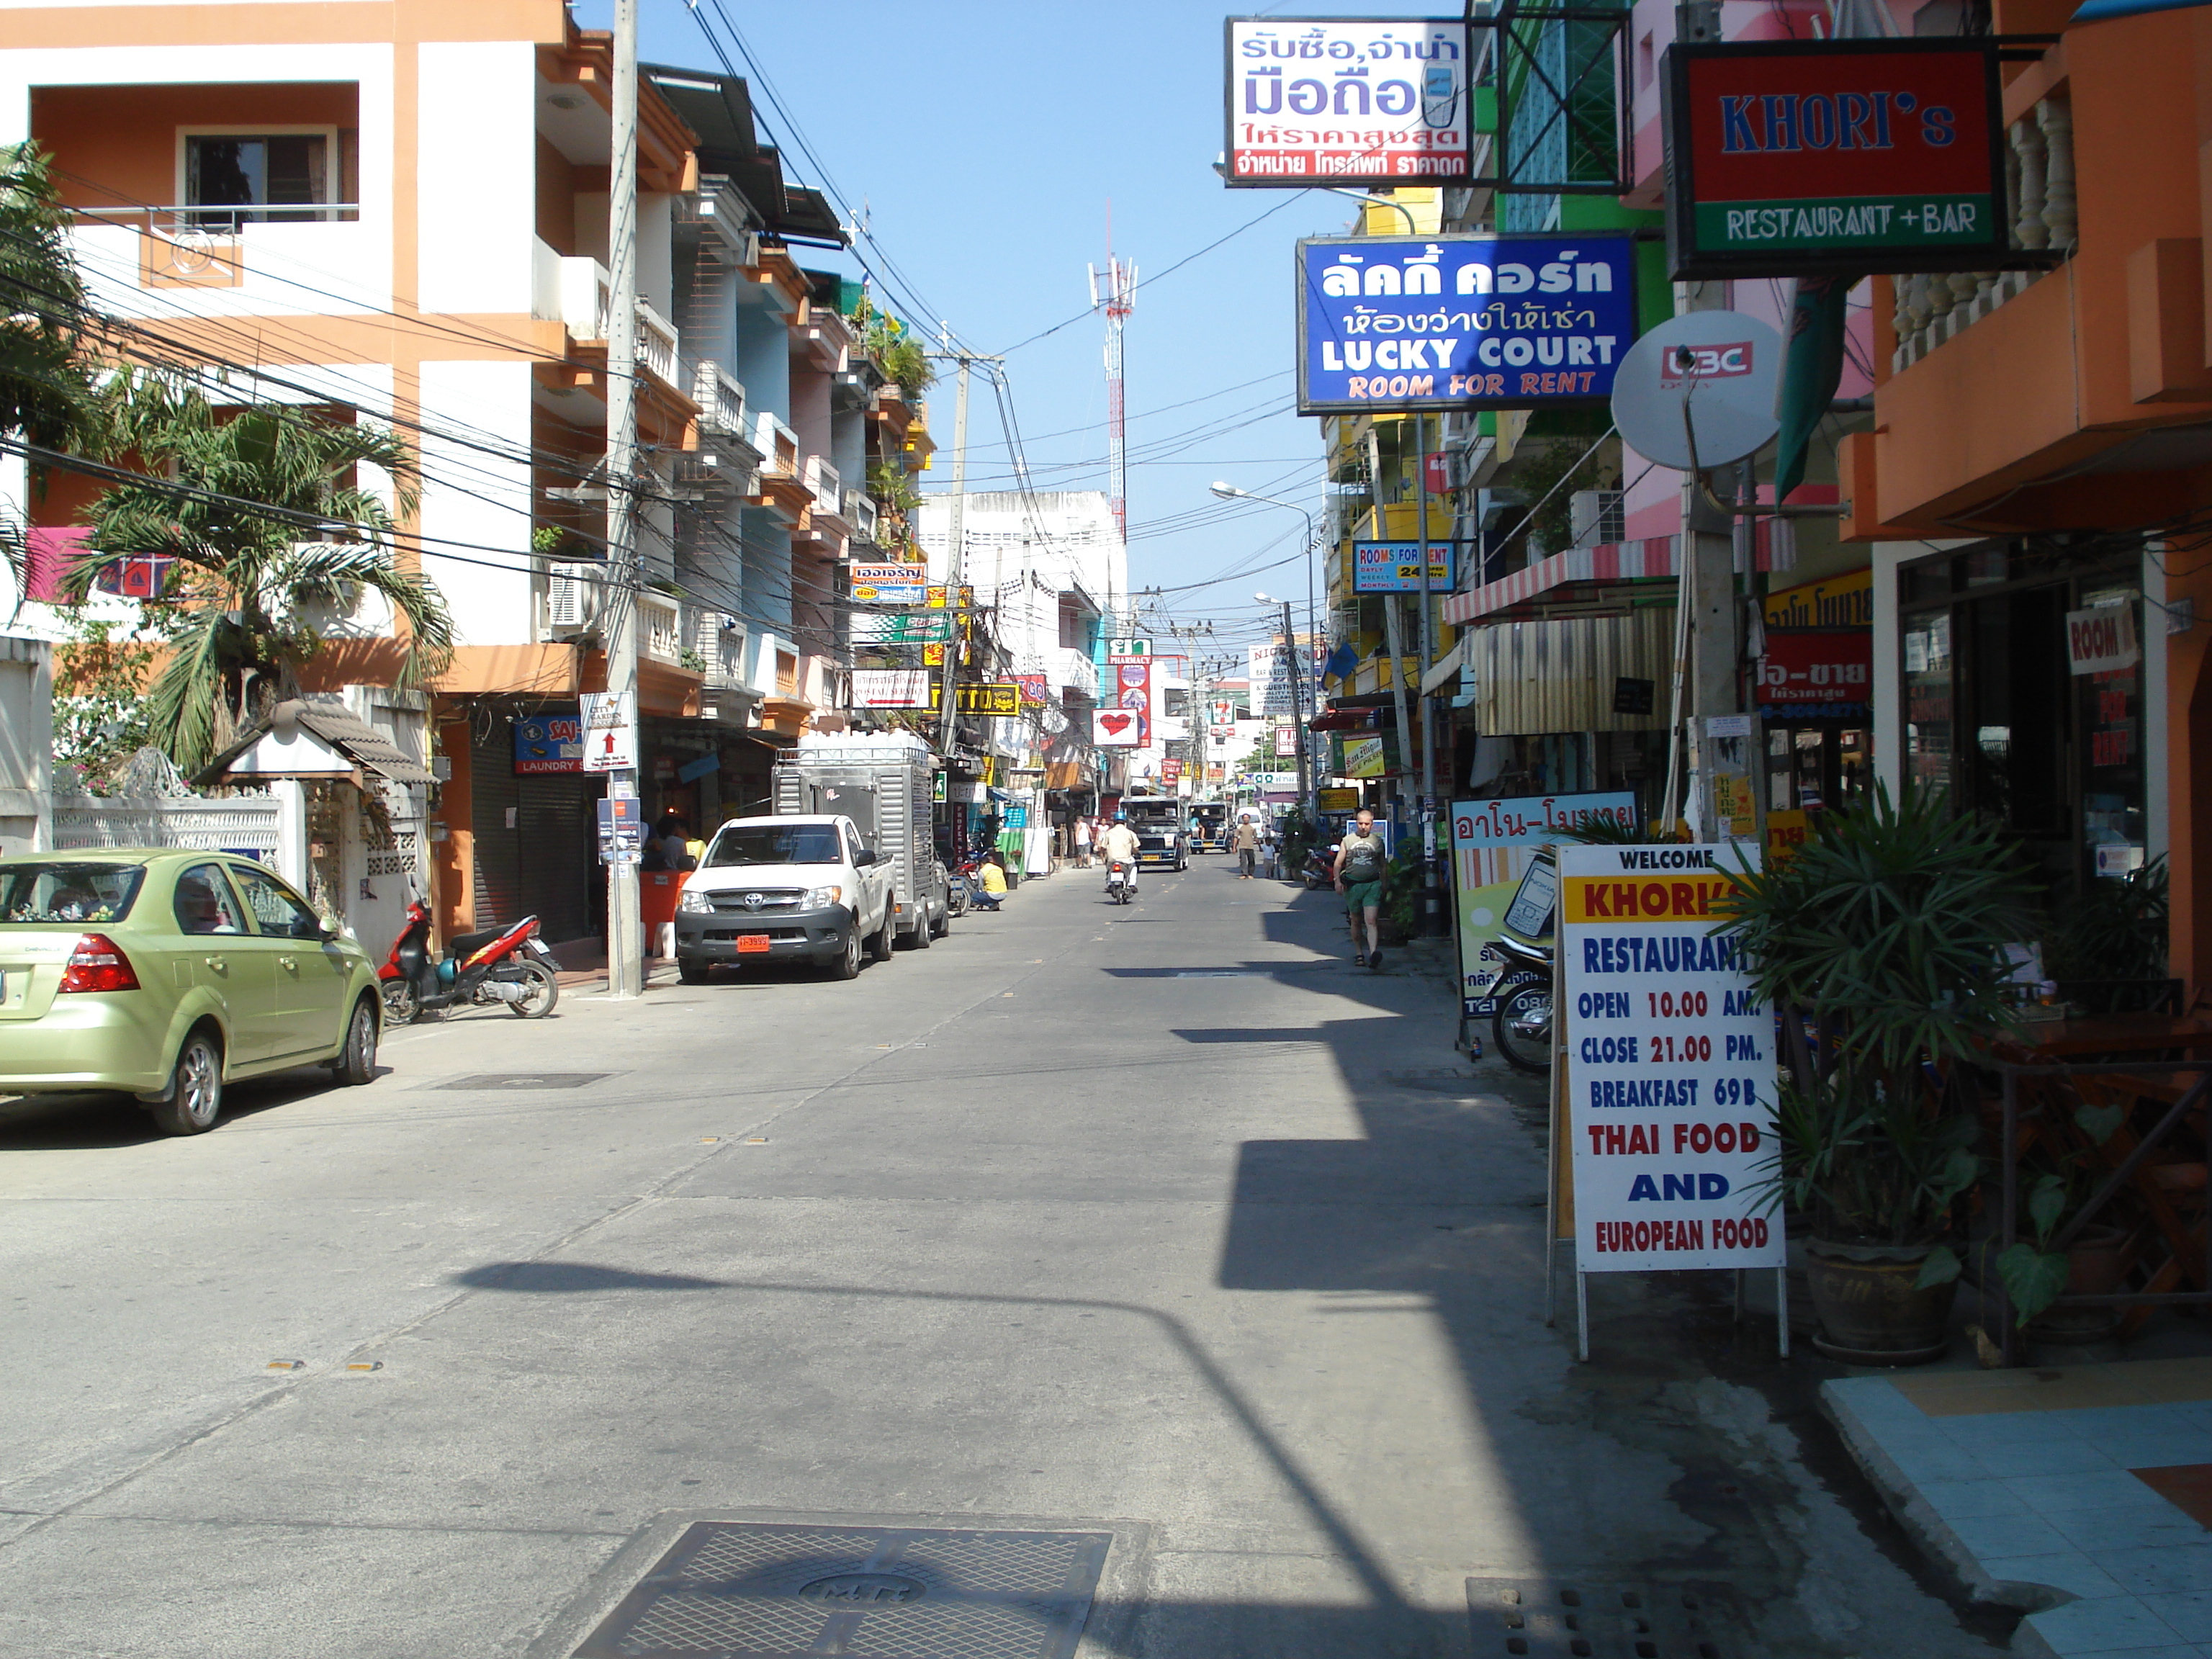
[1826,1360,2212,1658]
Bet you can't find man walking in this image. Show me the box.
[1231,814,1261,879]
[1333,806,1390,969]
[1073,815,1093,869]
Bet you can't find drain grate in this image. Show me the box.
[438,1073,609,1091]
[1467,1581,1735,1658]
[574,1521,1111,1659]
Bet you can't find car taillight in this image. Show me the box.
[58,933,140,994]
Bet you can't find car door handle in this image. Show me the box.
[202,956,228,973]
[279,957,298,971]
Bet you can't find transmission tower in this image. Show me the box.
[1087,238,1136,557]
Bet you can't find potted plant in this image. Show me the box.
[1727,785,2036,1363]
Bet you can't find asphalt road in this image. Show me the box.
[0,859,2012,1658]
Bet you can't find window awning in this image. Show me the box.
[1444,537,1679,626]
[196,697,434,788]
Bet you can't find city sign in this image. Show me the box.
[1107,637,1152,660]
[954,681,1023,716]
[1297,233,1640,415]
[849,562,927,604]
[851,611,953,644]
[849,670,935,709]
[1225,18,1473,187]
[579,691,635,773]
[1352,540,1457,593]
[1663,40,2010,279]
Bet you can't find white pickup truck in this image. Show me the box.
[673,814,896,983]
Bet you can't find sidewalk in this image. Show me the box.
[1827,1359,2212,1657]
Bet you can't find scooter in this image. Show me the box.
[1105,859,1136,904]
[1301,847,1336,890]
[1489,934,1554,1074]
[377,895,561,1023]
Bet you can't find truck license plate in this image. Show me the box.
[736,935,771,954]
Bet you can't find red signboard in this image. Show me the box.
[1755,630,1871,708]
[1666,40,2010,279]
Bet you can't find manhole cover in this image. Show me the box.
[438,1073,610,1091]
[1467,1580,1735,1658]
[574,1521,1111,1658]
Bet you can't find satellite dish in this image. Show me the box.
[1609,310,1782,472]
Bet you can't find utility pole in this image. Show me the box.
[602,0,642,999]
[936,349,971,757]
[1414,410,1444,936]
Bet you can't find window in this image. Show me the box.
[184,132,332,229]
[173,864,244,935]
[230,864,324,940]
[0,861,145,925]
[1058,595,1082,649]
[702,824,842,866]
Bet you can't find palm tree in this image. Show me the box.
[0,141,100,589]
[63,372,455,773]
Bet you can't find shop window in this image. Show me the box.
[2077,586,2146,878]
[1902,608,1953,799]
[1967,585,2067,837]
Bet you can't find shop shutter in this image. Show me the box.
[469,725,522,929]
[517,773,594,943]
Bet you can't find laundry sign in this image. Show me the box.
[2067,603,2140,675]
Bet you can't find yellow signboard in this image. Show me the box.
[954,682,1022,716]
[1318,787,1361,812]
[1763,567,1871,631]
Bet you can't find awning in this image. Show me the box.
[1460,608,1677,735]
[1308,706,1383,733]
[1419,635,1469,696]
[1444,537,1679,626]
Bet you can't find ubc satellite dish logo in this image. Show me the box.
[1658,341,1753,389]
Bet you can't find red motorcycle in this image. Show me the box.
[377,896,561,1023]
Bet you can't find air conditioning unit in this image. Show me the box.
[546,560,603,637]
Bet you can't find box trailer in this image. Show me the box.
[773,733,945,946]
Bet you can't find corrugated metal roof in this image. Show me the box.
[1463,608,1676,736]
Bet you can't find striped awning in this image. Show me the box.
[1443,536,1681,625]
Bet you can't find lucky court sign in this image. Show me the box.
[1298,233,1638,414]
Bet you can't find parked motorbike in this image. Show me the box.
[1301,847,1336,890]
[1105,859,1135,905]
[944,865,971,917]
[1489,934,1554,1074]
[377,895,561,1023]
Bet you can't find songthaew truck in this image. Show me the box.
[773,733,950,948]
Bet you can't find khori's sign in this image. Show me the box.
[1664,40,2010,278]
[1298,233,1638,414]
[1225,18,1473,186]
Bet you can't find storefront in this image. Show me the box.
[1889,539,2154,898]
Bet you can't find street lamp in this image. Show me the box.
[1213,482,1322,821]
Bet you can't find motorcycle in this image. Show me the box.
[1489,934,1554,1074]
[1301,847,1336,890]
[1105,859,1135,904]
[377,895,561,1023]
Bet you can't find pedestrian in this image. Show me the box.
[1333,806,1390,970]
[1259,818,1278,879]
[974,853,1008,911]
[651,814,696,872]
[1231,813,1261,879]
[1074,815,1093,869]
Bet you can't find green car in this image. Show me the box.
[0,850,382,1135]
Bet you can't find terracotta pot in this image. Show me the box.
[2028,1224,2128,1344]
[1807,1238,1957,1364]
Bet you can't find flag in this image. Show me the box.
[1323,641,1359,685]
[1773,274,1853,503]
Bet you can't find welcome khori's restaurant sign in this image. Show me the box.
[1663,39,2010,279]
[1298,233,1638,414]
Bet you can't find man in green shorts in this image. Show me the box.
[1333,806,1389,969]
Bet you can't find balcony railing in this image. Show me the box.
[638,590,685,665]
[1892,95,2075,372]
[71,202,362,233]
[539,251,683,384]
[692,359,747,436]
[845,488,879,544]
[754,411,800,477]
[688,606,748,691]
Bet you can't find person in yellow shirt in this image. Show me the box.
[974,854,1008,911]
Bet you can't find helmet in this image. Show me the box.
[1114,811,1128,822]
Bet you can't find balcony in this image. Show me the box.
[638,589,686,667]
[71,203,369,305]
[753,411,800,477]
[534,246,683,387]
[1891,96,2075,372]
[845,488,880,547]
[688,606,750,692]
[675,175,759,267]
[803,454,843,519]
[691,360,747,439]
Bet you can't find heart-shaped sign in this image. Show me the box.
[1099,713,1133,735]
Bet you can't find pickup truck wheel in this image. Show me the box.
[827,926,862,981]
[931,904,950,939]
[870,910,897,963]
[909,911,932,949]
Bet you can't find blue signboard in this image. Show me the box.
[1297,233,1639,415]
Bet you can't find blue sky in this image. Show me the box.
[577,0,1421,654]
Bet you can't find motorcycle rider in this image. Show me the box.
[1100,811,1141,894]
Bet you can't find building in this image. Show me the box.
[0,1,930,947]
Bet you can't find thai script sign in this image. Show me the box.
[1451,791,1635,1018]
[1352,540,1456,593]
[851,611,952,644]
[849,562,927,604]
[956,682,1024,716]
[513,709,583,775]
[1225,17,1472,186]
[849,670,935,709]
[1665,40,2008,278]
[1755,631,1872,708]
[1298,233,1639,414]
[1763,567,1872,630]
[1559,843,1781,1274]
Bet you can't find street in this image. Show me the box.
[0,863,2009,1658]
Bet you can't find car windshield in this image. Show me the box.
[703,824,843,867]
[0,861,147,925]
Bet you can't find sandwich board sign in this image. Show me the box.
[1553,842,1785,1359]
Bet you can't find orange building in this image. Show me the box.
[1840,1,2212,997]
